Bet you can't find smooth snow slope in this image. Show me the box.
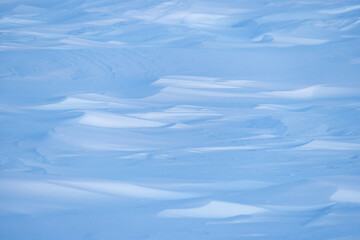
[1,0,360,239]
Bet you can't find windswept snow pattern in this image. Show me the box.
[1,0,360,239]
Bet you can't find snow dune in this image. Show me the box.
[51,180,195,200]
[153,76,256,89]
[188,145,261,152]
[1,0,360,239]
[158,201,267,218]
[79,111,167,128]
[261,85,360,99]
[319,5,360,14]
[297,140,360,151]
[32,94,132,110]
[129,105,222,121]
[125,1,247,29]
[0,178,195,214]
[331,188,360,203]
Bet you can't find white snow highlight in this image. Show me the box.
[153,76,256,89]
[130,105,221,121]
[296,140,360,150]
[261,85,360,99]
[32,94,134,110]
[158,201,267,218]
[319,5,360,14]
[79,112,167,128]
[51,180,194,200]
[189,145,261,152]
[331,188,360,203]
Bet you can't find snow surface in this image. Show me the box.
[1,0,360,239]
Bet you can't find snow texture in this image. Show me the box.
[0,0,360,239]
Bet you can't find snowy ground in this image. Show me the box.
[1,0,360,239]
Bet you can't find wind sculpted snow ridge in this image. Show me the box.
[1,0,360,239]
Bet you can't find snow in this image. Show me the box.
[297,140,360,151]
[78,111,167,128]
[261,85,360,99]
[158,200,267,218]
[319,5,360,14]
[188,145,261,152]
[331,188,360,203]
[50,180,195,200]
[1,0,360,239]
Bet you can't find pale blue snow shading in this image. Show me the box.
[1,0,360,239]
